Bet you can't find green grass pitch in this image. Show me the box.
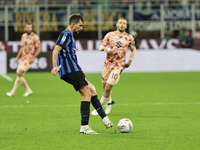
[0,72,200,150]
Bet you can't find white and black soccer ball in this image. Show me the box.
[117,118,133,133]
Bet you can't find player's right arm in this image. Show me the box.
[99,33,114,55]
[51,45,62,76]
[15,35,25,63]
[14,47,23,63]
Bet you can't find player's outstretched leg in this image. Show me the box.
[91,95,109,115]
[91,95,113,128]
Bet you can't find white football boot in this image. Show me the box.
[6,90,15,97]
[23,89,33,97]
[103,116,113,128]
[91,109,98,116]
[80,126,100,134]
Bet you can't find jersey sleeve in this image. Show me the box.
[34,35,41,48]
[129,35,136,51]
[101,33,110,47]
[56,32,70,49]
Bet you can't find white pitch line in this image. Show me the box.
[0,102,200,108]
[0,104,79,108]
[120,102,200,105]
[1,74,13,82]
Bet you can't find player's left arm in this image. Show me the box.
[124,36,136,68]
[33,46,41,58]
[51,45,62,76]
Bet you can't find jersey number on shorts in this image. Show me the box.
[112,73,118,80]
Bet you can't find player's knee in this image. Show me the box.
[87,81,97,96]
[89,86,97,96]
[17,70,24,77]
[17,73,23,77]
[82,93,92,101]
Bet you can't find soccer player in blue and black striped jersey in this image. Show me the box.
[51,14,113,134]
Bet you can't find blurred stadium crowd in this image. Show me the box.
[0,0,200,49]
[0,0,199,9]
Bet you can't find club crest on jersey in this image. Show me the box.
[61,36,66,42]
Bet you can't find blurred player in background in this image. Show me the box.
[91,18,136,115]
[6,23,41,97]
[51,14,113,134]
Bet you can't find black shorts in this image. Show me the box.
[61,71,88,91]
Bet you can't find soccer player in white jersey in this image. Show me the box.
[92,18,136,115]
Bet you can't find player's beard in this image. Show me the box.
[74,30,80,35]
[26,31,32,35]
[118,28,125,33]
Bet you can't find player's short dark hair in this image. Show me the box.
[69,14,84,25]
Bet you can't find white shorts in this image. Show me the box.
[102,66,121,85]
[16,60,32,74]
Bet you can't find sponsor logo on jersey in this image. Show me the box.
[61,36,66,42]
[116,41,122,48]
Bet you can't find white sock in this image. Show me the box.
[102,116,109,123]
[100,96,110,106]
[81,125,89,131]
[107,97,112,104]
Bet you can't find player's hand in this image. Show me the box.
[51,67,59,76]
[107,51,114,56]
[124,63,130,68]
[29,57,35,64]
[105,47,114,56]
[14,57,19,63]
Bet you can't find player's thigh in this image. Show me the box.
[17,60,32,75]
[102,66,112,84]
[107,69,121,85]
[61,71,88,91]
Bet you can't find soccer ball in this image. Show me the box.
[117,118,133,133]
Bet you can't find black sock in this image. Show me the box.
[91,95,106,119]
[81,101,90,125]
